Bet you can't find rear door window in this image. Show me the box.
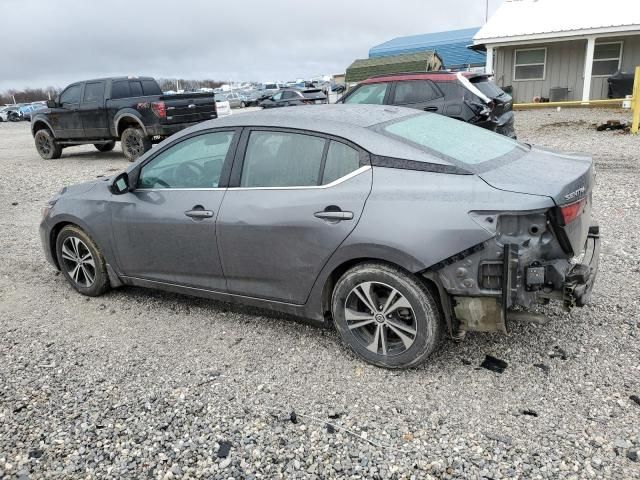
[240,131,326,187]
[111,81,131,99]
[393,80,441,104]
[322,141,361,184]
[344,83,388,105]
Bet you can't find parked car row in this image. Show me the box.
[0,102,46,122]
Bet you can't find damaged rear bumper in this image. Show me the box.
[426,224,600,336]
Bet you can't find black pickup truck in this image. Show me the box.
[31,76,217,161]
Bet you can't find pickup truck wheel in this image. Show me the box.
[95,141,116,152]
[34,129,62,160]
[332,262,443,369]
[121,127,151,162]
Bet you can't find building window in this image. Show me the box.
[592,42,623,76]
[513,48,546,81]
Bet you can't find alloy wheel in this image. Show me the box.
[344,281,417,356]
[60,236,96,287]
[36,133,51,156]
[124,134,142,157]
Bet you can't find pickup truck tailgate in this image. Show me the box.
[162,94,217,124]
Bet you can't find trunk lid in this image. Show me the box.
[479,146,595,255]
[161,92,217,124]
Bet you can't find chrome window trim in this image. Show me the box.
[133,166,371,193]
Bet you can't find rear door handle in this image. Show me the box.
[423,106,438,112]
[314,211,354,221]
[185,209,214,219]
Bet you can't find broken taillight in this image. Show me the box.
[559,198,586,225]
[151,101,166,118]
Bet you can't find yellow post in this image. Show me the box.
[632,65,640,134]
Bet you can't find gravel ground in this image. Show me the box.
[0,108,639,479]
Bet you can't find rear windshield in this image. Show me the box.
[470,78,505,98]
[381,113,522,165]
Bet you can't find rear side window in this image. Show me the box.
[142,80,162,95]
[82,82,104,103]
[393,80,441,104]
[322,141,360,184]
[470,78,505,98]
[382,114,520,165]
[111,81,131,99]
[241,131,325,187]
[60,85,81,104]
[344,83,388,105]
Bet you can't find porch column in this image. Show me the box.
[582,37,596,102]
[485,46,494,75]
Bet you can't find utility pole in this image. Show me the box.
[485,0,489,22]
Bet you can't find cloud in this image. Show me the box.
[0,0,500,91]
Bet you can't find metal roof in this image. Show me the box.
[475,0,640,44]
[345,52,442,83]
[369,28,486,68]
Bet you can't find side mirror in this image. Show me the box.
[46,99,57,108]
[111,172,131,195]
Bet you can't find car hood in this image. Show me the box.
[478,145,593,206]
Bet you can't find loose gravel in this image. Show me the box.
[1,108,639,479]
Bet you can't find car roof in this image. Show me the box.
[360,71,490,84]
[178,104,456,167]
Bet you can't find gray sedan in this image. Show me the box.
[40,105,599,368]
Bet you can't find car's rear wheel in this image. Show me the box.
[95,141,116,152]
[332,262,442,368]
[34,129,62,160]
[121,127,151,162]
[55,225,109,297]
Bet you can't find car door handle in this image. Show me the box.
[185,209,214,219]
[423,106,438,112]
[314,210,353,221]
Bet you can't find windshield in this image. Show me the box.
[381,113,522,165]
[344,83,388,105]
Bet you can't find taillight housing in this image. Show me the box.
[559,198,587,225]
[151,101,166,118]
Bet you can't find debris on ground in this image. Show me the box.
[533,363,550,373]
[596,120,629,132]
[480,355,508,373]
[216,441,232,458]
[549,346,568,360]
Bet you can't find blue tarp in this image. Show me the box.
[369,27,485,69]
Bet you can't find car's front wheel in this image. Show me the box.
[55,225,110,297]
[332,262,442,368]
[34,129,62,160]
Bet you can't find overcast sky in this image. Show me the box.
[0,0,501,91]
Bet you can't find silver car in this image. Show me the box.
[40,105,600,368]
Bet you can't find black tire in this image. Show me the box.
[121,127,151,162]
[55,225,110,297]
[95,141,116,152]
[332,262,443,369]
[34,129,62,160]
